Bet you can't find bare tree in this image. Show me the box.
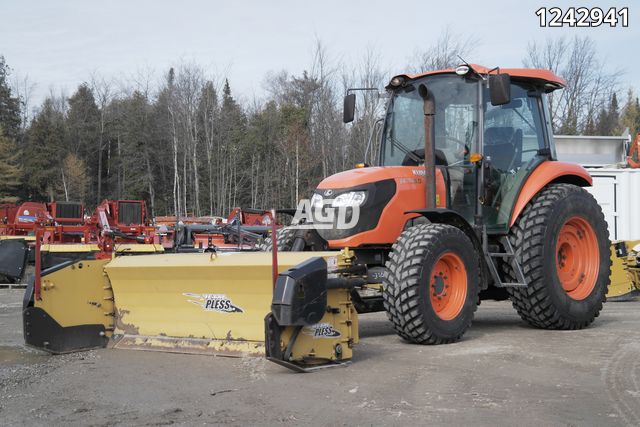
[408,27,478,73]
[524,36,620,134]
[90,74,114,202]
[12,73,36,134]
[173,63,205,216]
[341,47,388,166]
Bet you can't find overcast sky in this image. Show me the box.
[1,0,638,110]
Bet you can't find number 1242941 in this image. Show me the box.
[536,7,629,27]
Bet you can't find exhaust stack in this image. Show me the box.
[418,84,436,209]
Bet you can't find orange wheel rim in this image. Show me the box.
[429,252,467,320]
[556,216,600,300]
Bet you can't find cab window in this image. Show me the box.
[483,84,545,172]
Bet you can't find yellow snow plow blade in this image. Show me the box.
[607,241,640,301]
[41,243,164,253]
[24,250,342,357]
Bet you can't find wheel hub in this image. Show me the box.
[555,216,599,300]
[429,252,467,320]
[431,273,447,297]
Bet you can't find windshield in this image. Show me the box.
[381,75,479,167]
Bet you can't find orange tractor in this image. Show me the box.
[264,64,611,351]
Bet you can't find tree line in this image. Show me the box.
[0,35,638,216]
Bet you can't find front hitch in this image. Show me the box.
[265,256,359,372]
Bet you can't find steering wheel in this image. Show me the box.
[445,135,469,158]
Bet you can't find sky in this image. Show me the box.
[1,0,638,111]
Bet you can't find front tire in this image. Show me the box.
[505,183,611,329]
[383,224,479,344]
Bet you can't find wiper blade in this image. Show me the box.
[388,135,422,163]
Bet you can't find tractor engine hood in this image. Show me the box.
[317,166,426,190]
[311,166,438,245]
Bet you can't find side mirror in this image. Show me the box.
[489,73,511,106]
[343,93,356,123]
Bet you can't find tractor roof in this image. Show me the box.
[388,64,566,92]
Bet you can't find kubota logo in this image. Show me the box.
[303,323,341,338]
[183,293,244,313]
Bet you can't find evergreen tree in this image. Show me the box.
[218,80,248,211]
[620,89,639,137]
[608,93,620,135]
[0,56,21,141]
[66,83,100,200]
[0,126,22,202]
[595,107,609,136]
[595,93,621,136]
[23,98,67,200]
[583,116,597,136]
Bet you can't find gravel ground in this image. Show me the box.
[1,288,639,426]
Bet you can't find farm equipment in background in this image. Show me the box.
[0,201,85,242]
[0,203,18,227]
[628,132,640,168]
[0,200,162,284]
[86,199,157,246]
[157,207,276,251]
[40,199,162,271]
[22,64,612,373]
[0,201,84,283]
[224,207,274,227]
[608,240,640,300]
[604,133,640,300]
[171,223,269,252]
[0,202,54,240]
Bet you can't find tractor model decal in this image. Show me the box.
[303,323,341,338]
[183,293,244,313]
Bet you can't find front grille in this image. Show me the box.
[118,202,143,225]
[315,179,396,242]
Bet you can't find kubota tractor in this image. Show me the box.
[264,64,611,346]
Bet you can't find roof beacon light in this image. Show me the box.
[455,65,470,76]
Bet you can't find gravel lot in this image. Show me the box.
[1,289,639,426]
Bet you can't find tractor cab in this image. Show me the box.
[374,65,562,234]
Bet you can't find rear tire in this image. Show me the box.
[257,227,298,251]
[383,224,479,344]
[504,183,611,329]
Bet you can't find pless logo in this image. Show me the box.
[303,323,341,338]
[183,293,244,313]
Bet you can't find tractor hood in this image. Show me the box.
[316,166,425,190]
[311,165,442,246]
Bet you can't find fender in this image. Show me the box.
[406,208,478,241]
[510,161,592,227]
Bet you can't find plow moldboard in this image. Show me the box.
[105,251,338,357]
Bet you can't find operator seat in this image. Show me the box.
[484,127,523,172]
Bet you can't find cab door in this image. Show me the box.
[481,83,550,234]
